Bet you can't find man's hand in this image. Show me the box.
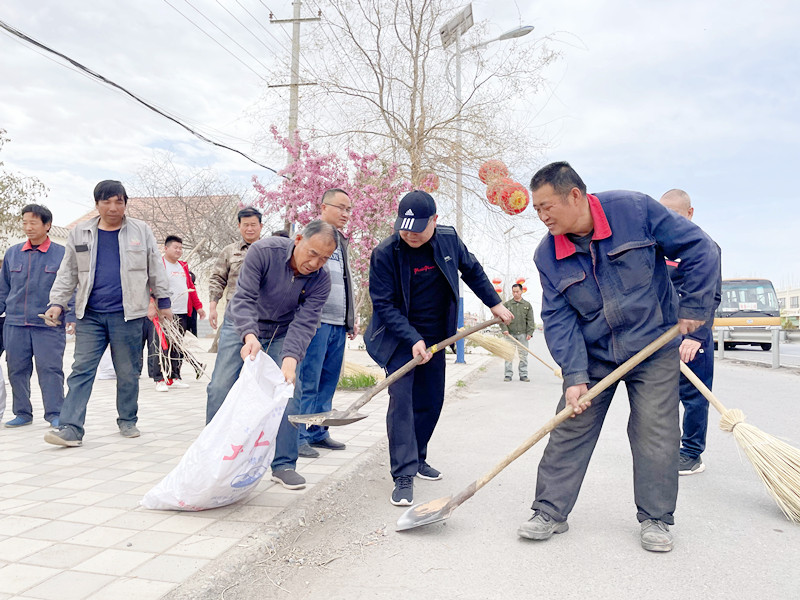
[209,303,219,329]
[158,307,173,321]
[502,330,510,336]
[565,383,591,417]
[490,302,514,325]
[347,322,360,341]
[679,338,702,363]
[526,334,532,340]
[678,318,705,335]
[147,302,157,321]
[43,306,62,327]
[412,339,433,364]
[197,308,206,320]
[281,357,298,384]
[66,323,76,335]
[240,334,262,361]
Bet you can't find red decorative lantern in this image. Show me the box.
[494,286,503,294]
[499,181,529,215]
[516,278,526,284]
[522,286,528,293]
[486,177,515,206]
[491,277,502,285]
[479,160,510,185]
[419,171,440,193]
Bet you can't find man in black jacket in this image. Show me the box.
[365,190,513,506]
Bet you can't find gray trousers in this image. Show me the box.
[532,345,680,525]
[504,333,529,378]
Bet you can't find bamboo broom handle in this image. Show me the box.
[506,334,563,379]
[347,317,502,413]
[679,361,729,415]
[472,325,681,490]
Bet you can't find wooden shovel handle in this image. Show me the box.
[506,334,563,379]
[347,317,502,413]
[679,361,728,415]
[472,324,681,492]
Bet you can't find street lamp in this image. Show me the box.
[441,4,534,363]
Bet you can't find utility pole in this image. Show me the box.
[269,1,320,136]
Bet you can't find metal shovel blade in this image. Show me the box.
[288,409,368,427]
[395,495,457,531]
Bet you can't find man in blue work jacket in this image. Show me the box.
[0,204,73,428]
[517,162,720,552]
[365,190,513,507]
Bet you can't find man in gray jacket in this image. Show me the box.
[44,180,172,446]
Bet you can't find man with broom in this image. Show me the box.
[365,190,513,506]
[519,162,720,552]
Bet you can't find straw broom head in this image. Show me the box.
[466,334,517,361]
[720,408,800,522]
[343,361,380,378]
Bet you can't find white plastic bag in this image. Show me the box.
[141,351,293,510]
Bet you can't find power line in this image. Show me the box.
[0,18,279,173]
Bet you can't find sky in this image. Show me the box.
[2,0,799,317]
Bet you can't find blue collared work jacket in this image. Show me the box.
[0,238,74,327]
[534,191,721,387]
[365,226,501,368]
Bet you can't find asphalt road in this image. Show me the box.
[212,341,800,600]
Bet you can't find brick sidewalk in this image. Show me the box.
[0,342,494,600]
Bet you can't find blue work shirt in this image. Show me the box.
[0,237,74,327]
[534,191,721,387]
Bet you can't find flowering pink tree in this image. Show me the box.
[253,126,411,318]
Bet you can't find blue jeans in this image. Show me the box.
[60,310,145,439]
[4,324,66,422]
[204,319,298,472]
[295,323,346,446]
[679,329,713,459]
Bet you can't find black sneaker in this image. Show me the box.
[678,454,705,476]
[271,469,306,490]
[391,475,414,506]
[44,426,82,447]
[520,377,530,382]
[417,461,442,480]
[517,510,569,540]
[504,377,512,382]
[310,437,346,450]
[298,443,320,458]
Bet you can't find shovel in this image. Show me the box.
[396,324,681,531]
[288,317,503,427]
[506,334,563,379]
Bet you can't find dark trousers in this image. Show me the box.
[146,314,190,381]
[386,345,447,479]
[4,324,66,422]
[533,345,680,525]
[679,329,713,459]
[60,310,145,439]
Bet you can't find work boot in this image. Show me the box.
[298,443,320,458]
[640,519,673,552]
[391,475,414,506]
[517,510,569,540]
[416,461,442,481]
[678,454,705,476]
[44,426,83,447]
[271,469,306,490]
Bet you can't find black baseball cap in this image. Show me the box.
[395,190,437,233]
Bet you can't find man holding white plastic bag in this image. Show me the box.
[206,220,337,490]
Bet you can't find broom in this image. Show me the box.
[155,316,208,380]
[343,361,383,380]
[465,333,517,361]
[506,334,563,379]
[680,362,800,522]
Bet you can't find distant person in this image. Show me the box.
[365,190,513,506]
[660,189,721,476]
[205,220,335,491]
[517,162,719,553]
[146,235,204,391]
[0,204,73,427]
[501,283,536,382]
[207,207,263,332]
[43,180,172,447]
[271,229,290,238]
